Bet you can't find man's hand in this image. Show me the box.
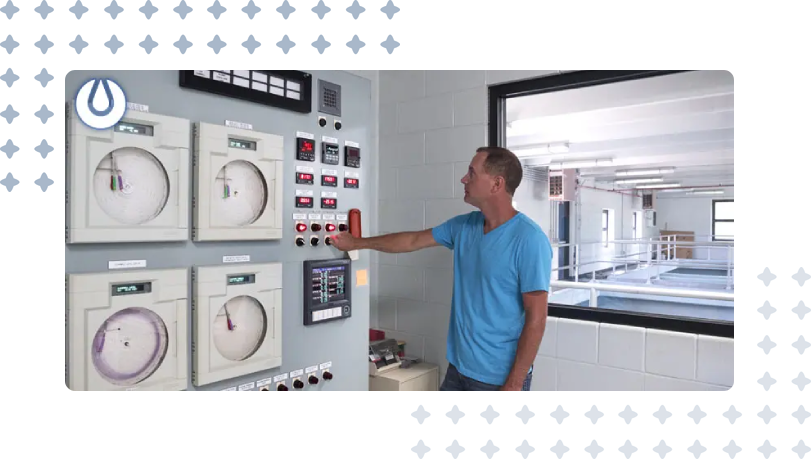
[329,231,360,252]
[499,380,524,391]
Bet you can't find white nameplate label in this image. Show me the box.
[223,255,250,263]
[322,136,338,143]
[336,214,348,221]
[345,140,360,148]
[226,120,253,130]
[238,382,256,391]
[296,165,315,173]
[296,131,315,140]
[222,387,237,391]
[322,169,338,176]
[296,189,314,197]
[290,369,304,378]
[126,102,149,112]
[293,213,308,220]
[108,260,147,270]
[305,365,319,374]
[321,191,337,198]
[308,214,322,220]
[322,214,335,220]
[320,361,332,370]
[256,378,273,387]
[345,171,360,178]
[273,373,289,383]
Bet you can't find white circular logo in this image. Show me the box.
[75,78,127,130]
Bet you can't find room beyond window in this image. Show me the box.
[712,199,734,241]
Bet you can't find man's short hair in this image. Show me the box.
[476,146,523,196]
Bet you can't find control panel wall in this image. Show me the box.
[65,70,372,391]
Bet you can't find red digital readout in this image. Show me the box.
[298,197,312,204]
[322,198,336,206]
[298,173,313,180]
[323,176,336,182]
[346,178,358,185]
[299,140,314,152]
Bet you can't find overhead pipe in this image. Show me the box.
[577,183,638,196]
[618,184,735,192]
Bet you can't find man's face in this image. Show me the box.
[461,151,495,207]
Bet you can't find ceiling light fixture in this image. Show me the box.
[688,190,725,195]
[512,142,570,157]
[616,167,676,177]
[615,177,664,184]
[548,158,612,170]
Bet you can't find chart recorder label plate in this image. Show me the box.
[66,268,189,391]
[193,122,285,242]
[66,102,191,244]
[193,263,283,386]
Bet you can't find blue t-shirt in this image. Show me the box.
[432,211,553,386]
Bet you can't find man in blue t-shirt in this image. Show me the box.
[330,146,553,391]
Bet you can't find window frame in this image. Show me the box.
[712,199,734,241]
[602,209,609,247]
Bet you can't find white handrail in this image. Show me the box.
[550,280,734,308]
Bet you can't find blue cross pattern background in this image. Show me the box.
[0,0,402,197]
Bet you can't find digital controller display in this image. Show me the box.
[310,266,346,304]
[229,138,257,150]
[227,274,256,285]
[321,197,337,209]
[296,172,314,185]
[296,137,316,161]
[303,259,352,326]
[321,175,337,187]
[296,196,313,208]
[111,281,152,296]
[115,122,154,137]
[344,177,359,189]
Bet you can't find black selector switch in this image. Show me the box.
[323,371,333,380]
[293,379,304,389]
[318,117,327,127]
[334,120,342,131]
[308,375,319,385]
[295,236,305,247]
[338,223,348,232]
[311,222,322,232]
[310,236,320,247]
[277,384,289,391]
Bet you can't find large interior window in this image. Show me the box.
[712,200,734,241]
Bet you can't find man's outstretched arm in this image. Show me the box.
[329,228,439,254]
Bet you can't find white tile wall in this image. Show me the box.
[530,318,731,391]
[645,329,697,380]
[556,318,599,363]
[696,335,734,386]
[598,323,645,371]
[373,71,734,391]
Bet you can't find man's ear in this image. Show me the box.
[492,176,505,193]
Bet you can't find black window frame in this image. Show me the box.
[602,209,609,247]
[487,70,732,339]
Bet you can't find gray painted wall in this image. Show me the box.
[65,70,373,391]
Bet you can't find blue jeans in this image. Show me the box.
[440,363,533,391]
